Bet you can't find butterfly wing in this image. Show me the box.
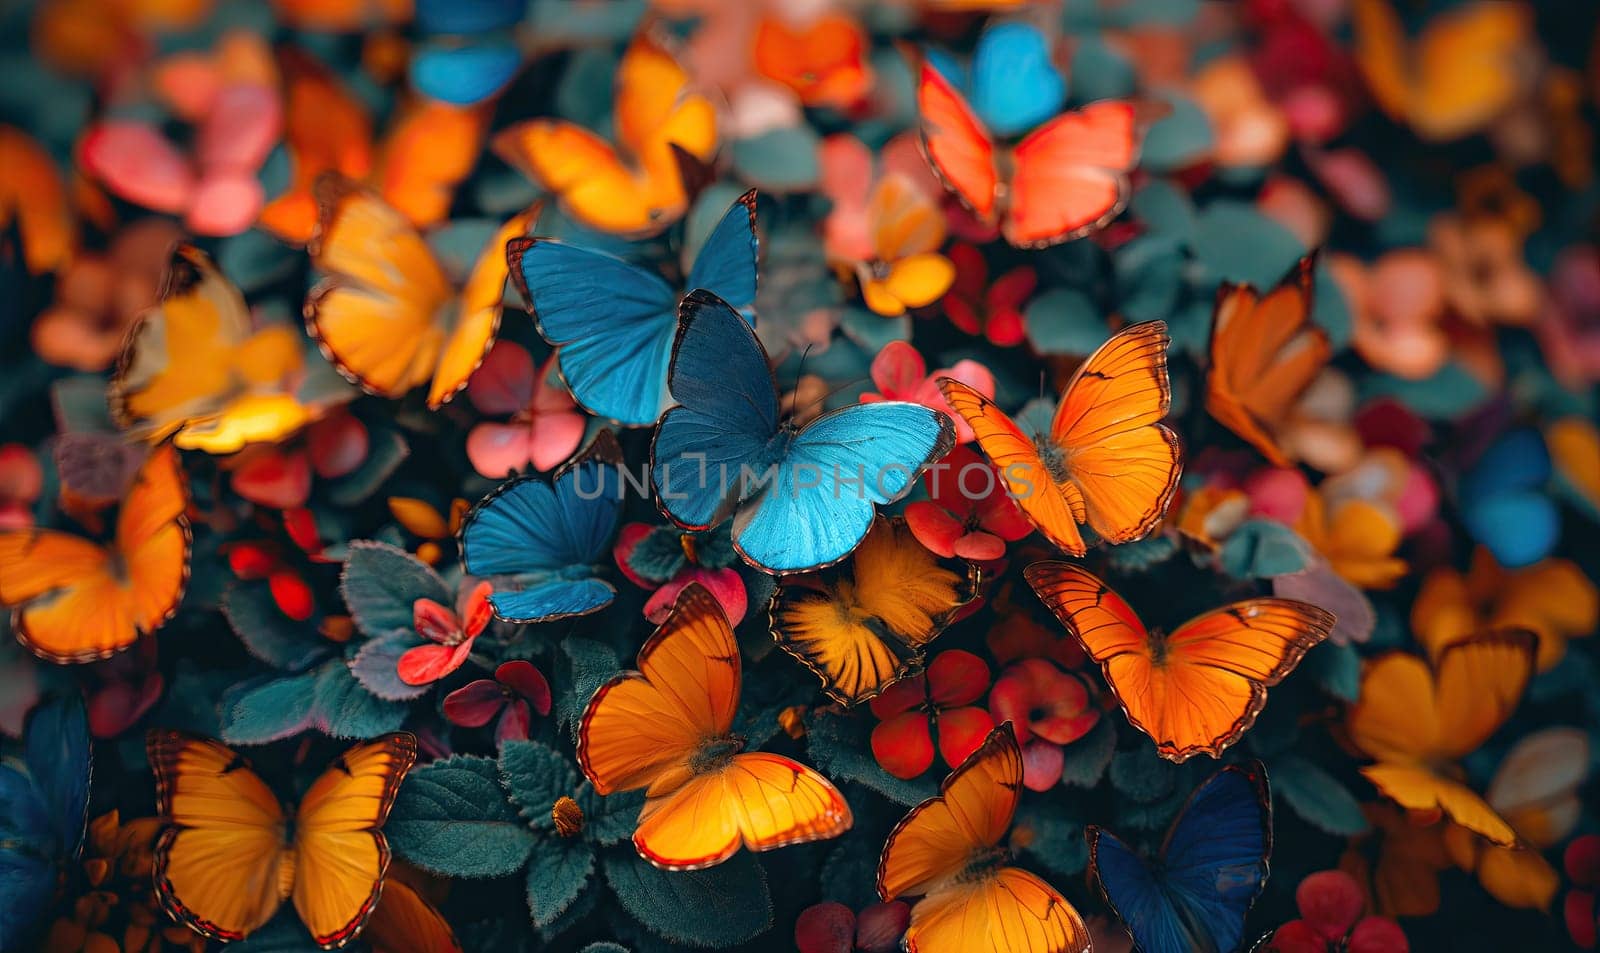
[116,444,193,642]
[916,61,1000,224]
[1206,257,1329,467]
[1004,101,1138,248]
[305,175,454,399]
[651,290,781,530]
[901,867,1089,953]
[291,734,417,948]
[0,128,73,274]
[362,879,461,953]
[684,189,760,311]
[0,697,92,949]
[459,434,623,622]
[260,49,375,244]
[772,516,969,704]
[970,23,1067,138]
[425,204,539,409]
[612,32,718,229]
[374,101,486,230]
[148,732,290,942]
[494,121,657,235]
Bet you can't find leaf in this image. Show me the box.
[1218,520,1311,579]
[1113,234,1184,324]
[580,945,629,953]
[388,755,537,878]
[1025,288,1107,356]
[1272,754,1369,836]
[327,427,409,506]
[348,632,430,702]
[1011,801,1087,879]
[222,581,332,672]
[805,709,937,807]
[1301,641,1361,703]
[1141,92,1213,173]
[1103,534,1179,574]
[500,740,580,832]
[555,637,621,733]
[341,540,450,638]
[312,661,408,739]
[220,672,320,745]
[577,782,644,846]
[820,836,881,911]
[604,850,772,948]
[230,910,319,951]
[526,838,596,929]
[731,127,820,193]
[1059,718,1116,788]
[1108,749,1176,803]
[1192,200,1305,289]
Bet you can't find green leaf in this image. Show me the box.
[220,672,320,744]
[341,540,450,638]
[1113,235,1184,324]
[526,839,596,929]
[806,709,937,807]
[1272,754,1369,836]
[50,375,116,433]
[1302,641,1361,703]
[348,632,430,701]
[627,528,688,583]
[577,782,645,846]
[837,307,910,354]
[1192,200,1305,289]
[556,638,621,732]
[388,755,537,878]
[231,911,319,951]
[1109,749,1176,803]
[731,127,820,193]
[1025,288,1107,356]
[500,740,581,832]
[1218,520,1311,579]
[222,581,333,672]
[820,834,881,911]
[1142,93,1213,174]
[580,945,629,953]
[312,661,408,739]
[1103,534,1179,574]
[1012,802,1087,879]
[327,428,409,506]
[604,850,772,948]
[1059,718,1116,788]
[1359,361,1490,420]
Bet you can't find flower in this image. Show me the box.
[388,496,471,566]
[1537,246,1600,389]
[227,408,369,510]
[987,659,1099,790]
[1292,487,1408,590]
[0,444,42,530]
[1191,56,1289,167]
[465,341,586,479]
[863,342,995,445]
[613,522,748,626]
[1412,547,1597,672]
[30,218,178,371]
[1265,869,1409,953]
[868,649,992,779]
[942,243,1032,347]
[905,445,1031,560]
[1429,212,1543,328]
[753,11,872,109]
[1333,249,1451,381]
[1565,835,1600,948]
[398,580,494,686]
[442,660,552,745]
[794,900,909,953]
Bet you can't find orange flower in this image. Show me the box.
[1333,249,1452,380]
[753,12,872,109]
[1295,487,1408,590]
[1429,212,1543,327]
[1191,56,1289,167]
[1412,547,1598,671]
[30,218,179,371]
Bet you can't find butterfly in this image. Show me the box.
[507,189,758,427]
[0,126,73,275]
[362,879,462,953]
[110,244,333,454]
[771,515,976,706]
[147,731,417,948]
[876,722,1090,952]
[939,322,1181,558]
[0,698,91,951]
[409,1,523,107]
[493,32,717,237]
[1345,629,1536,847]
[652,289,955,574]
[916,33,1145,248]
[1088,761,1272,953]
[578,583,853,869]
[1351,0,1533,142]
[1026,562,1333,762]
[1206,256,1332,469]
[305,174,539,408]
[0,445,190,663]
[460,431,624,623]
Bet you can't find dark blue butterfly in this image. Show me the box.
[651,289,955,574]
[0,697,91,950]
[1088,761,1273,953]
[508,190,759,427]
[460,431,624,623]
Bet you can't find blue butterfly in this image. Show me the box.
[508,190,759,427]
[929,21,1068,138]
[410,0,524,105]
[1088,761,1272,953]
[651,289,955,574]
[0,697,91,950]
[460,431,624,623]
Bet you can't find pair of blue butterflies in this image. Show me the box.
[0,698,91,950]
[460,190,952,623]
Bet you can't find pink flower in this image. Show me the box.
[868,650,993,779]
[905,445,1031,561]
[862,341,994,444]
[398,581,494,686]
[987,659,1100,790]
[612,522,748,626]
[466,341,586,478]
[0,444,42,530]
[942,243,1033,347]
[443,660,553,745]
[1538,246,1600,389]
[1266,870,1409,953]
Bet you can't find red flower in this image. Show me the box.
[869,650,993,779]
[942,243,1033,347]
[1266,870,1409,953]
[228,409,369,510]
[862,341,994,444]
[794,899,909,953]
[226,540,316,622]
[398,581,493,686]
[1566,835,1600,948]
[443,660,552,745]
[988,659,1099,790]
[0,443,42,531]
[905,445,1031,560]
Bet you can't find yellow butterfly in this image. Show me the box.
[147,731,416,948]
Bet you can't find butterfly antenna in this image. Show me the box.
[792,375,871,420]
[794,343,816,384]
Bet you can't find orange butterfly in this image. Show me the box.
[362,878,462,953]
[305,175,539,408]
[0,445,190,663]
[916,60,1144,247]
[494,32,717,237]
[0,125,74,274]
[939,322,1181,557]
[770,515,977,706]
[1345,629,1535,847]
[578,583,853,869]
[1206,255,1332,468]
[877,723,1091,952]
[148,731,417,948]
[1025,562,1333,761]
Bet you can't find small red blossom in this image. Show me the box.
[226,541,317,622]
[1266,869,1409,953]
[905,445,1031,561]
[398,580,494,686]
[1565,835,1600,948]
[794,899,909,953]
[0,444,42,531]
[987,659,1099,790]
[942,243,1032,347]
[862,341,994,444]
[869,649,993,779]
[442,660,552,745]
